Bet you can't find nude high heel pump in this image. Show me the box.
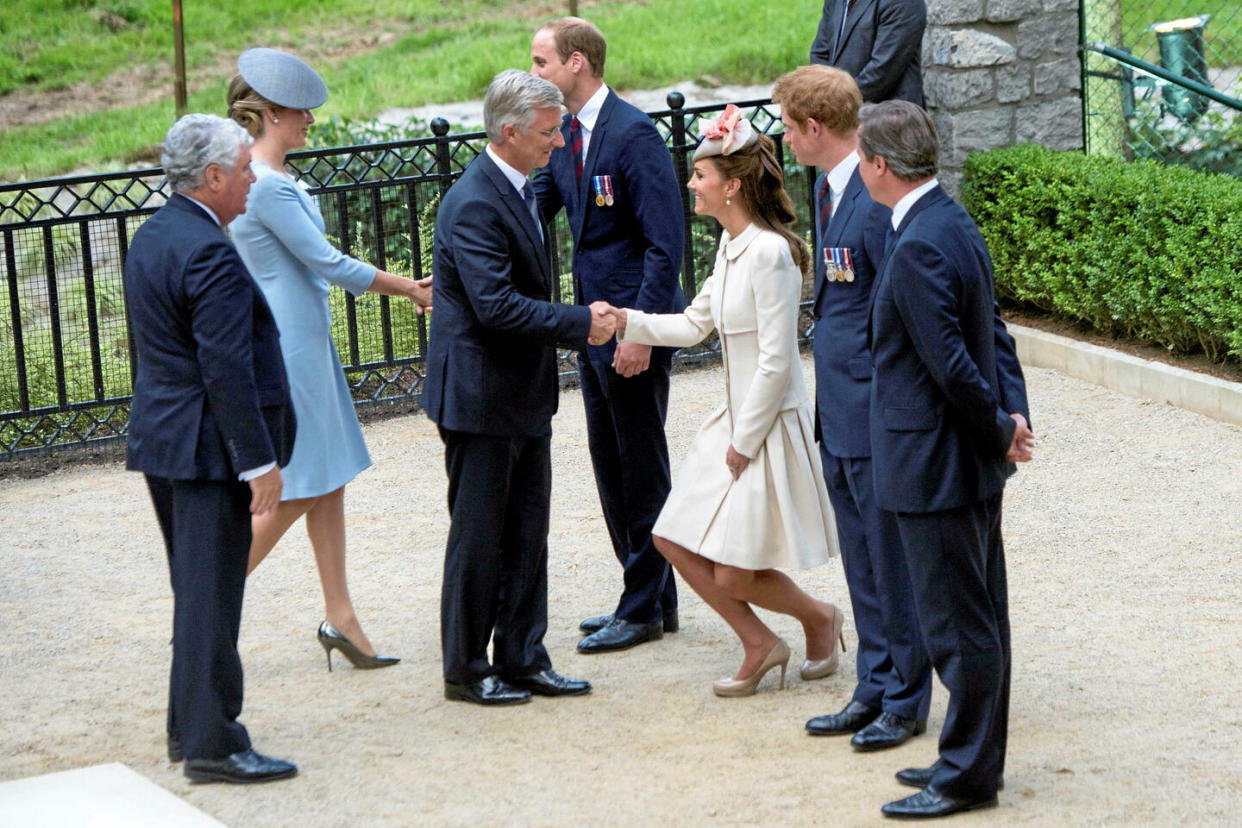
[800,603,847,681]
[713,639,791,697]
[317,621,401,672]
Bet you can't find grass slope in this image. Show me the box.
[1,0,819,180]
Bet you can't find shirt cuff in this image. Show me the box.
[238,461,276,482]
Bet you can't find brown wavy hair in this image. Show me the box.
[707,133,810,275]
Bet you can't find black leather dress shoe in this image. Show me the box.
[806,700,880,736]
[881,788,997,819]
[183,749,297,784]
[896,762,1004,791]
[579,610,679,635]
[850,711,927,751]
[507,669,592,697]
[444,676,532,706]
[167,734,183,763]
[577,618,663,653]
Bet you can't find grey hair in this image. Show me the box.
[857,101,938,182]
[482,69,563,144]
[161,113,253,193]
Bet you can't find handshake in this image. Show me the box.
[587,301,626,346]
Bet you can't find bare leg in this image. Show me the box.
[248,496,317,575]
[305,486,376,657]
[714,565,839,661]
[653,536,780,679]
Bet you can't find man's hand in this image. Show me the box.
[612,341,651,378]
[248,466,283,515]
[588,300,618,345]
[725,444,750,481]
[409,276,433,315]
[1006,412,1035,463]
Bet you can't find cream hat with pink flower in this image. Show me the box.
[693,104,759,161]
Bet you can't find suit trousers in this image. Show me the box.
[820,447,931,720]
[144,474,252,761]
[439,427,555,684]
[894,492,1009,799]
[578,354,677,624]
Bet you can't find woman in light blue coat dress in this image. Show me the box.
[227,49,432,669]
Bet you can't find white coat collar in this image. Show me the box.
[721,222,762,261]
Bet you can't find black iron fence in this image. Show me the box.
[1082,0,1242,175]
[1,95,815,460]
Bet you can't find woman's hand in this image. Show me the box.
[725,444,749,480]
[409,276,433,315]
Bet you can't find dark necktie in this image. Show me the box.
[816,177,833,243]
[522,181,543,244]
[569,116,585,181]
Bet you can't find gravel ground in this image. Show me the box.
[1,357,1240,826]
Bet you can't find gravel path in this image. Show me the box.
[1,357,1240,826]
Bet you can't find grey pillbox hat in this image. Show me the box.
[237,47,328,109]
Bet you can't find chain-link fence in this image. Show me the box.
[1082,0,1242,175]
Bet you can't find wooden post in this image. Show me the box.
[171,0,187,118]
[569,1,578,15]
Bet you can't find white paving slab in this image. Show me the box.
[0,763,225,828]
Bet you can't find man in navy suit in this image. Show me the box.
[125,114,298,784]
[773,65,932,752]
[810,0,927,106]
[530,17,685,654]
[858,100,1034,819]
[424,70,613,706]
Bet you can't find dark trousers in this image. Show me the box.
[895,493,1009,799]
[820,447,931,721]
[145,474,252,761]
[439,427,554,684]
[578,354,677,624]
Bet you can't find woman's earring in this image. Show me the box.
[725,198,732,206]
[272,117,280,124]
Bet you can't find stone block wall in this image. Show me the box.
[924,0,1083,192]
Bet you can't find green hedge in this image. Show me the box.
[962,144,1242,363]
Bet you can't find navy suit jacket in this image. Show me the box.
[423,151,592,438]
[532,89,685,368]
[124,193,294,481]
[812,167,890,459]
[810,0,927,106]
[868,186,1029,514]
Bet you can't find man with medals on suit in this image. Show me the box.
[530,17,686,654]
[423,69,613,706]
[124,114,298,784]
[857,100,1035,819]
[773,65,933,753]
[810,0,927,106]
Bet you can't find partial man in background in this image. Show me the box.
[424,69,611,707]
[125,113,298,784]
[531,17,685,655]
[772,65,932,753]
[810,0,927,106]
[859,100,1034,819]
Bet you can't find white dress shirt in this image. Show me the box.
[891,178,940,230]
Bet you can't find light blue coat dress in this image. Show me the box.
[231,161,375,500]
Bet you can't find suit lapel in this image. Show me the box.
[477,153,548,280]
[572,91,618,241]
[866,186,948,344]
[834,0,878,63]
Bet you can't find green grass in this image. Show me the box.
[0,0,820,180]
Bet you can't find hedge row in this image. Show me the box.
[962,144,1242,363]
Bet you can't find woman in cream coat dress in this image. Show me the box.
[610,108,845,697]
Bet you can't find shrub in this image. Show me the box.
[963,144,1242,363]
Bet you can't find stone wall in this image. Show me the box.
[924,0,1083,193]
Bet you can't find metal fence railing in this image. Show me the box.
[1,95,815,460]
[1082,0,1242,175]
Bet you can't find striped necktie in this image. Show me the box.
[816,177,833,242]
[522,181,543,244]
[569,116,585,180]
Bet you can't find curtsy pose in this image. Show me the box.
[227,48,431,671]
[601,108,845,697]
